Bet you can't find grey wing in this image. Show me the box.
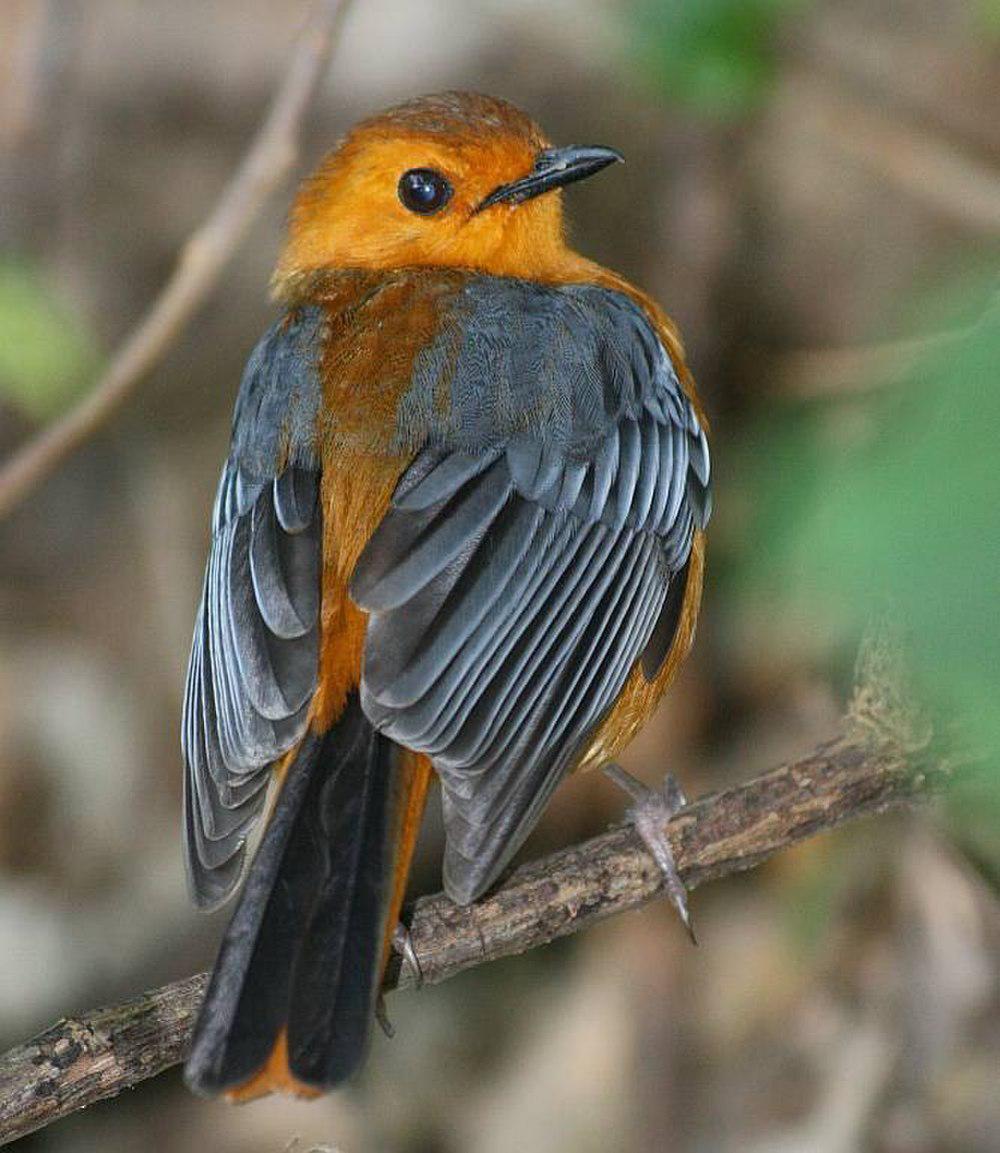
[182,308,324,908]
[350,280,711,905]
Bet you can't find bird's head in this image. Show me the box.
[273,92,622,293]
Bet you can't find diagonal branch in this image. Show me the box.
[0,0,356,521]
[0,655,952,1146]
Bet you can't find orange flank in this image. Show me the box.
[575,532,705,773]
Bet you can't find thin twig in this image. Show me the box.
[762,290,998,401]
[791,75,1000,233]
[762,331,956,400]
[0,661,951,1146]
[0,0,355,521]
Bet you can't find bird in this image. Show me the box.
[181,91,712,1102]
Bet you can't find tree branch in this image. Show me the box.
[0,654,952,1146]
[787,74,1000,233]
[763,331,961,401]
[762,290,998,401]
[0,0,355,522]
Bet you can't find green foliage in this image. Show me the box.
[739,272,1000,866]
[0,261,99,421]
[977,0,1000,36]
[628,0,808,116]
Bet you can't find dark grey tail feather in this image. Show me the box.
[184,693,399,1095]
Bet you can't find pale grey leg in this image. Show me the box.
[604,763,697,944]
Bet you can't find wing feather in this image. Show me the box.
[352,281,711,905]
[182,309,323,908]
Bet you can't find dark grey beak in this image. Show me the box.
[475,145,624,212]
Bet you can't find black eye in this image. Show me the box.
[398,168,453,215]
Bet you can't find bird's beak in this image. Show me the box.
[475,145,624,212]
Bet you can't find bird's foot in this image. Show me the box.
[392,922,424,989]
[376,923,423,1038]
[603,763,696,944]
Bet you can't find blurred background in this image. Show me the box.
[1,1,999,1150]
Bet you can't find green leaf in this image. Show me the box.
[0,261,99,421]
[977,0,1000,37]
[627,0,809,116]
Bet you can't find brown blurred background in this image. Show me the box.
[1,1,999,1150]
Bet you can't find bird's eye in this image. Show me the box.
[398,168,453,215]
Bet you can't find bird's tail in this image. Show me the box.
[184,693,430,1099]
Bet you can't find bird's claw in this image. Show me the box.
[603,763,697,945]
[392,922,424,988]
[376,923,424,1037]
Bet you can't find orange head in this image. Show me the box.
[273,91,622,293]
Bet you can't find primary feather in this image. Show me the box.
[182,308,325,908]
